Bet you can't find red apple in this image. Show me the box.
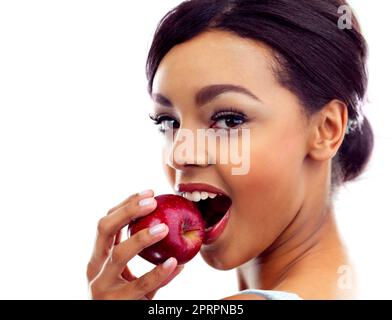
[128,194,206,265]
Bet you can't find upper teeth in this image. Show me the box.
[181,191,217,202]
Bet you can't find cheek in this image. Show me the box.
[221,128,306,249]
[225,127,305,200]
[162,147,176,188]
[163,163,176,187]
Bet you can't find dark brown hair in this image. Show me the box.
[146,0,374,190]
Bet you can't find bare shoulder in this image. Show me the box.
[273,273,357,299]
[221,293,266,300]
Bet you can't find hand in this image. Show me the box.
[87,189,184,300]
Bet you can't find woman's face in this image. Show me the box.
[150,30,311,270]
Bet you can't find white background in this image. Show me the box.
[0,1,391,299]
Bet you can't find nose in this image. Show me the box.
[165,127,212,171]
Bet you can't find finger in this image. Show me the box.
[100,223,169,280]
[157,264,184,288]
[93,191,156,261]
[113,191,149,245]
[114,229,122,246]
[88,190,156,280]
[94,192,146,262]
[145,264,184,300]
[89,265,138,299]
[101,189,156,239]
[107,189,154,215]
[121,266,136,282]
[122,257,178,300]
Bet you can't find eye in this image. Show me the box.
[211,108,248,130]
[149,113,180,133]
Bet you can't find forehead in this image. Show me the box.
[152,30,278,98]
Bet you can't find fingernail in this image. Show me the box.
[138,197,155,207]
[163,257,176,269]
[139,189,152,196]
[149,223,167,236]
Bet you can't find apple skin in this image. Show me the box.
[128,194,206,265]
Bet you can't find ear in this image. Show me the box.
[307,99,348,161]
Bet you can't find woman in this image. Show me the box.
[87,0,373,300]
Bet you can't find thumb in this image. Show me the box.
[145,264,185,300]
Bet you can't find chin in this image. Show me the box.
[200,247,243,271]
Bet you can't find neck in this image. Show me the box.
[237,180,355,299]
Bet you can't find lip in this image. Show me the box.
[203,208,230,245]
[176,182,229,197]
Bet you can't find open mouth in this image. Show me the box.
[179,190,232,231]
[177,184,233,244]
[195,194,232,231]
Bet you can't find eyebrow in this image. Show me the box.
[151,84,261,108]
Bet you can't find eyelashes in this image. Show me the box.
[211,107,248,129]
[149,107,248,133]
[149,113,174,125]
[149,113,180,133]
